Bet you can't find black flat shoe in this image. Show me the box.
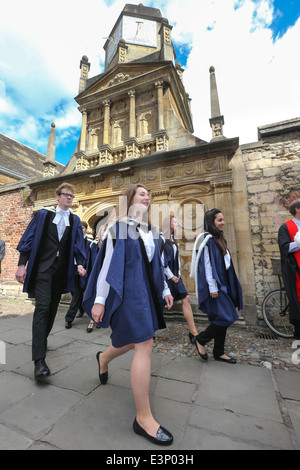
[96,351,108,384]
[192,337,208,361]
[133,418,173,446]
[65,321,73,329]
[34,359,50,381]
[214,356,236,364]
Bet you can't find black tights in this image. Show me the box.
[196,323,228,358]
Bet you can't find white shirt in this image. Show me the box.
[204,245,231,293]
[95,226,170,305]
[52,206,70,240]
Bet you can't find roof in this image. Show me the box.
[0,133,64,180]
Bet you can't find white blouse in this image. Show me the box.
[94,226,169,305]
[204,245,231,293]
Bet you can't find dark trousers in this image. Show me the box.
[196,323,228,358]
[65,272,85,323]
[32,259,65,361]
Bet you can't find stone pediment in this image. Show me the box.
[170,184,211,199]
[92,71,143,93]
[77,63,172,102]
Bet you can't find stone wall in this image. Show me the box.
[241,121,300,321]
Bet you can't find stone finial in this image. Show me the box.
[46,122,56,163]
[43,122,57,177]
[209,66,225,141]
[79,55,90,94]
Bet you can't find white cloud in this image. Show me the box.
[0,0,299,159]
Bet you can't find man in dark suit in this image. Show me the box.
[65,221,92,328]
[16,183,86,381]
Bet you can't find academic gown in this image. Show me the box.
[196,238,243,327]
[79,237,93,290]
[17,208,86,298]
[83,220,167,348]
[163,239,187,301]
[278,222,300,325]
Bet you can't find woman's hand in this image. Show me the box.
[164,294,173,310]
[91,303,105,323]
[210,291,218,298]
[77,266,86,277]
[171,276,180,283]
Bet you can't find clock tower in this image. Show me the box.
[74,3,198,168]
[104,4,174,70]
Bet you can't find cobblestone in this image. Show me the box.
[1,295,300,373]
[154,321,300,373]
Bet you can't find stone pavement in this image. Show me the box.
[1,299,300,452]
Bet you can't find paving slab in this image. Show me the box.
[1,307,300,451]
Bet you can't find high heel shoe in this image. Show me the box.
[87,320,94,333]
[133,418,173,446]
[192,337,208,361]
[188,332,194,344]
[96,351,108,384]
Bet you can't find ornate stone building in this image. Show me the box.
[1,3,299,326]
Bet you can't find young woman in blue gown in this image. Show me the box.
[190,209,243,363]
[83,184,174,446]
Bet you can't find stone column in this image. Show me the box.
[212,180,238,269]
[128,91,136,138]
[155,81,164,131]
[79,108,87,152]
[103,100,111,145]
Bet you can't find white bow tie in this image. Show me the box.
[52,208,70,226]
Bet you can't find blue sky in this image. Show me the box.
[0,0,300,166]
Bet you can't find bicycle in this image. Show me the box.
[262,257,294,338]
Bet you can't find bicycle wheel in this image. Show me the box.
[262,289,294,338]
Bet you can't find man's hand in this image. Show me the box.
[16,265,26,284]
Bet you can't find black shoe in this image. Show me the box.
[188,332,194,344]
[96,351,108,384]
[87,321,94,333]
[133,418,173,446]
[214,356,236,364]
[76,311,84,318]
[65,321,73,329]
[192,337,208,361]
[34,359,50,381]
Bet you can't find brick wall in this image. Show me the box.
[0,189,34,295]
[241,127,300,320]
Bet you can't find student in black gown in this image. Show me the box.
[161,215,199,343]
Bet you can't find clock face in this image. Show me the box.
[122,16,157,48]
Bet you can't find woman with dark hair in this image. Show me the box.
[83,184,174,446]
[161,215,199,342]
[190,209,243,363]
